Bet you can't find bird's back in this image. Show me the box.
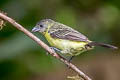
[48,22,89,42]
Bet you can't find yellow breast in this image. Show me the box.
[44,32,88,51]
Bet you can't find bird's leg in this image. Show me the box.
[61,50,74,62]
[46,47,60,55]
[50,47,72,62]
[68,56,74,62]
[50,47,61,52]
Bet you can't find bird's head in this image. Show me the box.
[32,19,54,33]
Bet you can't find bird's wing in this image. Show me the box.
[49,23,89,42]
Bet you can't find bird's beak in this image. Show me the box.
[32,26,40,32]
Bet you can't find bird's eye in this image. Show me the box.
[40,25,43,28]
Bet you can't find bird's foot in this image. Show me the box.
[46,47,60,55]
[64,56,74,69]
[46,47,56,55]
[68,56,74,63]
[50,47,61,52]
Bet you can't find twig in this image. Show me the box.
[0,12,92,80]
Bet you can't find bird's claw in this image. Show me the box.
[46,47,57,55]
[50,47,61,52]
[68,56,74,63]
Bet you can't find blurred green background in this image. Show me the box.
[0,0,120,80]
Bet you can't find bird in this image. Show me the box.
[32,19,118,62]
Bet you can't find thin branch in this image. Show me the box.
[0,12,92,80]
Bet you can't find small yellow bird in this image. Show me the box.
[32,19,118,61]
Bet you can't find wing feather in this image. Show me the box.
[49,23,88,42]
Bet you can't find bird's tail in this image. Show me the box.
[86,42,118,49]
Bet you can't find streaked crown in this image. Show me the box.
[32,19,54,33]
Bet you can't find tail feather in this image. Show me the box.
[87,42,118,49]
